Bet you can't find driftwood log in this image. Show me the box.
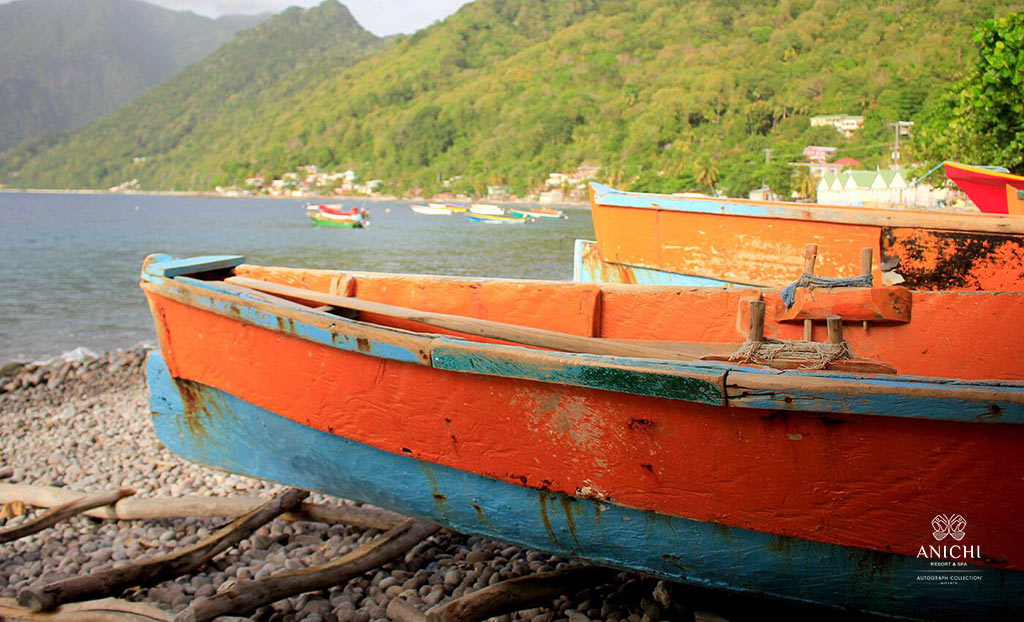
[0,597,172,621]
[387,566,618,622]
[0,484,403,530]
[18,488,309,611]
[177,518,439,622]
[0,489,134,544]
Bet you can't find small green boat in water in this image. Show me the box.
[307,204,367,228]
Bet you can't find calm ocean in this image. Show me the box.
[0,192,593,361]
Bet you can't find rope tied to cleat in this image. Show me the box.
[728,338,852,370]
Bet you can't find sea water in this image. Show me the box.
[0,192,593,361]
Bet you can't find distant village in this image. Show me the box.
[201,163,602,204]
[110,114,968,210]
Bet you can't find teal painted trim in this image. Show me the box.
[572,240,751,287]
[144,254,246,280]
[591,182,779,218]
[146,350,1024,622]
[151,278,429,366]
[729,368,1024,424]
[431,338,726,405]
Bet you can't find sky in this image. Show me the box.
[0,0,471,36]
[147,0,470,35]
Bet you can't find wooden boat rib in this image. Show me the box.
[588,183,1024,290]
[142,254,1024,621]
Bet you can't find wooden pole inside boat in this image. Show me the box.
[803,243,818,274]
[803,244,817,341]
[222,276,702,362]
[827,315,844,345]
[861,247,873,331]
[748,300,766,343]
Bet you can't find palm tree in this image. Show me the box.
[695,159,720,193]
[795,166,817,201]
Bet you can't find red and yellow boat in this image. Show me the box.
[584,183,1024,290]
[945,161,1024,216]
[142,254,1024,621]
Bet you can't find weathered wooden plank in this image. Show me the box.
[592,183,1024,235]
[142,254,245,280]
[726,369,1024,423]
[0,484,403,529]
[774,287,912,323]
[141,279,434,366]
[430,338,727,405]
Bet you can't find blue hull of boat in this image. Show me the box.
[146,351,1023,620]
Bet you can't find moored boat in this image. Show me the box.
[510,207,566,220]
[307,203,367,228]
[465,212,529,224]
[410,204,452,215]
[142,254,1024,621]
[587,182,1024,290]
[944,161,1024,215]
[468,203,505,216]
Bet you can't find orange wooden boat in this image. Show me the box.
[587,183,1024,290]
[142,254,1024,620]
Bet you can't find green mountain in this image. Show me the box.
[0,0,266,152]
[3,0,1021,197]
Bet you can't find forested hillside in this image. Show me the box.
[0,0,265,152]
[2,0,1020,197]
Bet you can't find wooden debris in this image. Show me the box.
[17,488,308,612]
[385,566,617,622]
[0,489,134,544]
[0,597,172,621]
[178,518,439,622]
[0,484,403,530]
[385,597,426,622]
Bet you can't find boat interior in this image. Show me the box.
[180,263,1024,382]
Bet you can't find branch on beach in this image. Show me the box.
[177,518,439,622]
[0,597,172,621]
[385,566,619,622]
[0,484,404,530]
[17,488,309,612]
[0,488,134,544]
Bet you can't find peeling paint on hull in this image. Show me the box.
[147,351,1024,621]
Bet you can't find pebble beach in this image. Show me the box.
[0,347,760,622]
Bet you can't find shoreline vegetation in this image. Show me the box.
[0,188,590,209]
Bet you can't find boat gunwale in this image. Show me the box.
[590,182,1024,235]
[141,255,1024,424]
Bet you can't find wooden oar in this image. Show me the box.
[222,276,700,362]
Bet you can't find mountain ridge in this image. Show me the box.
[3,0,1022,196]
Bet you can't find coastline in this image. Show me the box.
[0,187,591,210]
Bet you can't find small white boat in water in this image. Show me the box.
[410,204,452,215]
[468,204,504,216]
